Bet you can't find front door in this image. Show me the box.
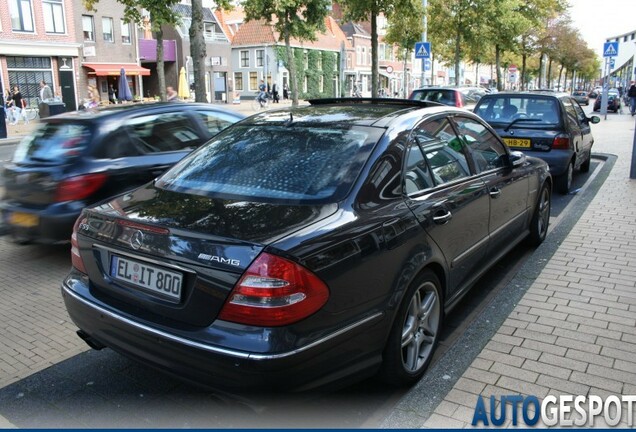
[59,69,76,111]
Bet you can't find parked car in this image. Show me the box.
[1,103,244,244]
[474,92,600,194]
[593,89,621,112]
[409,87,481,109]
[63,99,552,392]
[571,91,589,106]
[588,87,602,98]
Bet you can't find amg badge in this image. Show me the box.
[197,253,241,267]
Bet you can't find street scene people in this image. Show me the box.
[10,85,27,125]
[39,81,53,101]
[628,81,636,116]
[166,86,178,101]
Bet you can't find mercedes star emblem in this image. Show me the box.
[130,230,144,250]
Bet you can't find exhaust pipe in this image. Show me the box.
[77,330,106,350]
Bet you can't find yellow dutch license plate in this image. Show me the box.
[9,212,39,228]
[503,138,531,148]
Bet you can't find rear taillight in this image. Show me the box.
[455,94,463,108]
[55,173,108,202]
[218,252,329,326]
[552,135,570,150]
[71,216,87,274]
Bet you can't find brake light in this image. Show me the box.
[552,135,570,150]
[455,94,463,108]
[218,253,329,326]
[71,216,87,274]
[55,173,107,202]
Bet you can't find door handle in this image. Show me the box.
[432,210,452,224]
[489,187,501,199]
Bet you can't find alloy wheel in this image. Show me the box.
[400,282,440,373]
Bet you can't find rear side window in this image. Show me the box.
[476,96,560,125]
[411,89,456,105]
[195,110,239,135]
[156,125,382,203]
[128,112,204,153]
[13,123,91,164]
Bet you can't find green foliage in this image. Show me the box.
[275,47,339,98]
[384,0,424,58]
[83,0,180,28]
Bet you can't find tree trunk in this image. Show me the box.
[371,13,378,98]
[521,53,527,91]
[538,52,544,89]
[189,0,207,102]
[454,24,461,86]
[154,19,166,101]
[557,64,564,90]
[475,63,479,86]
[285,32,299,107]
[495,45,502,91]
[547,58,553,89]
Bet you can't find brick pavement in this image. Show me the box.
[385,112,636,428]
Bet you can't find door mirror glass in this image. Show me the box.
[510,151,527,168]
[588,116,601,124]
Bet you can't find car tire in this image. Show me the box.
[556,161,573,195]
[580,152,591,173]
[527,182,551,247]
[379,269,442,386]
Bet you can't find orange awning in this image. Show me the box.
[83,63,151,76]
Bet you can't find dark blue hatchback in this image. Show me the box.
[474,92,600,194]
[1,103,243,243]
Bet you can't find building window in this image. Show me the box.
[10,0,34,32]
[319,75,324,93]
[7,56,53,107]
[240,50,249,68]
[204,22,217,39]
[43,0,65,34]
[121,20,131,44]
[379,43,385,61]
[82,15,94,41]
[361,47,366,65]
[347,53,352,69]
[303,76,308,92]
[624,35,628,42]
[632,33,635,40]
[249,72,258,91]
[234,72,243,91]
[304,51,309,69]
[256,49,264,67]
[334,53,338,71]
[102,17,114,42]
[316,53,322,69]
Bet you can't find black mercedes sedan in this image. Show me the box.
[62,99,552,391]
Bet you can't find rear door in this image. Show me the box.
[569,98,594,159]
[90,110,209,198]
[562,98,587,168]
[404,116,490,296]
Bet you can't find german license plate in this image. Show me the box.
[503,138,531,148]
[9,212,39,228]
[110,255,182,301]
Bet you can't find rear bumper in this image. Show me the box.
[521,149,573,177]
[61,275,385,391]
[0,201,79,243]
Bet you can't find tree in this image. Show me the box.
[242,0,330,107]
[339,0,411,97]
[190,0,206,102]
[84,0,181,101]
[384,0,425,96]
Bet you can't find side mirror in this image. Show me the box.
[588,116,601,124]
[510,150,527,168]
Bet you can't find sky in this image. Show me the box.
[567,0,635,57]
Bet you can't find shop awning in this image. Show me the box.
[83,63,151,76]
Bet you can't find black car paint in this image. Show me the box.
[62,102,550,391]
[1,103,244,243]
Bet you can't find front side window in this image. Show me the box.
[43,0,65,34]
[120,20,131,44]
[125,113,204,153]
[234,72,243,91]
[156,125,382,203]
[240,50,249,68]
[194,111,238,135]
[10,0,34,32]
[102,17,114,42]
[453,117,507,172]
[82,15,94,41]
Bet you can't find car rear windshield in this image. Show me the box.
[410,89,457,104]
[475,96,561,126]
[12,122,91,164]
[155,124,382,203]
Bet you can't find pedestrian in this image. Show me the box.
[628,81,636,116]
[108,84,117,104]
[4,88,15,125]
[271,83,279,103]
[283,83,289,100]
[11,85,28,125]
[166,86,178,101]
[84,85,100,109]
[257,80,267,107]
[39,80,53,101]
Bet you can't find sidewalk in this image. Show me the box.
[383,112,636,428]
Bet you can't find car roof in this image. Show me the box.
[242,98,448,128]
[43,102,244,123]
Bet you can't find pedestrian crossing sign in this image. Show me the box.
[415,42,431,59]
[603,41,618,57]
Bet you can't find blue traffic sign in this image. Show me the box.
[415,42,431,59]
[603,41,618,57]
[423,59,431,71]
[610,58,615,68]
